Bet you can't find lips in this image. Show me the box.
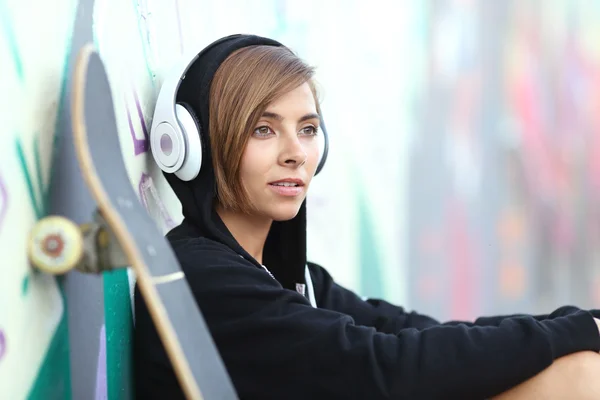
[268,178,305,187]
[268,178,305,197]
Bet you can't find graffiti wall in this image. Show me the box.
[0,0,78,398]
[407,0,600,320]
[1,0,599,398]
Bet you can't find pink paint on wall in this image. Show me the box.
[0,173,7,233]
[125,88,149,156]
[138,173,176,229]
[94,324,107,400]
[0,329,6,361]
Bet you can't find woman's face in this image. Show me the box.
[240,82,320,221]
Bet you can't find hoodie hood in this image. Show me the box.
[163,34,309,292]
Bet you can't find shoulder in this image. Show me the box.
[165,225,279,294]
[306,261,340,305]
[306,261,335,287]
[170,234,239,263]
[166,222,244,265]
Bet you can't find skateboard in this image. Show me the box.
[26,44,238,400]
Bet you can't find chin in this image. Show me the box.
[267,203,303,222]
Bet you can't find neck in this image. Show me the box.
[216,204,272,264]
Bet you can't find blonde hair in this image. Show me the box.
[209,45,320,213]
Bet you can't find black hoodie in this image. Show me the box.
[134,34,600,400]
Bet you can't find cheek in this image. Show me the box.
[240,143,270,182]
[305,142,320,170]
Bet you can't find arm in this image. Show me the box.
[308,262,585,332]
[136,248,600,400]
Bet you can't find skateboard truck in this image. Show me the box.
[79,211,129,273]
[27,211,129,275]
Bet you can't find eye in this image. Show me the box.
[300,126,319,136]
[253,125,274,137]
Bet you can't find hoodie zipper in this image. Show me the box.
[260,264,275,279]
[240,255,315,307]
[238,254,276,279]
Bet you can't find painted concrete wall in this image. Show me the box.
[1,1,418,397]
[1,0,599,398]
[1,0,79,397]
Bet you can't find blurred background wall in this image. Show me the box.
[1,0,599,398]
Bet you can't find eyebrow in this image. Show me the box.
[261,111,320,123]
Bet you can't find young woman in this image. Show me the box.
[135,34,600,399]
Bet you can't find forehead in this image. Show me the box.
[265,82,316,113]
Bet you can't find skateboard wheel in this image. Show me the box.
[27,216,84,274]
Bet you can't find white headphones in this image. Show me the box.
[150,36,329,182]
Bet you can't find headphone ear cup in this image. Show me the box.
[173,102,203,181]
[315,116,329,176]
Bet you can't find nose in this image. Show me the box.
[278,134,307,168]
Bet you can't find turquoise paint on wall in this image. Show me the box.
[103,270,134,400]
[27,283,71,400]
[357,183,385,299]
[0,0,24,82]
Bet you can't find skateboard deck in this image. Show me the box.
[65,44,238,400]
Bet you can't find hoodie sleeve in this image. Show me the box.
[307,262,589,332]
[136,246,600,400]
